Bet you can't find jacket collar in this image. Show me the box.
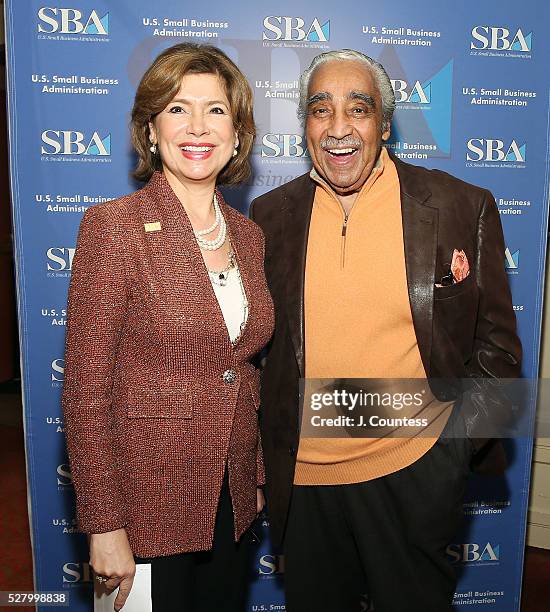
[280,174,315,376]
[136,171,256,351]
[391,152,437,375]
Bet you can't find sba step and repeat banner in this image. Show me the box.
[5,1,550,610]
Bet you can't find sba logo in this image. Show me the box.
[263,16,330,42]
[41,131,111,156]
[51,358,65,382]
[262,134,308,158]
[391,80,431,104]
[505,247,520,270]
[47,247,75,271]
[446,542,500,563]
[259,554,285,575]
[63,562,92,583]
[38,7,109,35]
[466,139,526,163]
[57,463,72,486]
[471,26,531,52]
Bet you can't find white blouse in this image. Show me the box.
[208,263,248,343]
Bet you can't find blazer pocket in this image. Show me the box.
[127,386,194,418]
[434,272,475,300]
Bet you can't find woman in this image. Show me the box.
[62,43,274,611]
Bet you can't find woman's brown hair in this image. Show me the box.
[131,43,255,185]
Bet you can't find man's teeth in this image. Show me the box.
[327,148,356,155]
[180,146,212,152]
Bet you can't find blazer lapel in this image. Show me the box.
[281,174,316,377]
[139,170,206,275]
[393,156,438,375]
[137,172,230,339]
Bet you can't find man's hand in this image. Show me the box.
[90,528,135,611]
[257,487,265,514]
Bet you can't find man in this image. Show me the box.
[250,49,521,611]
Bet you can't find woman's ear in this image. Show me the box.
[148,121,157,145]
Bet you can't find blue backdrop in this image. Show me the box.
[5,1,550,610]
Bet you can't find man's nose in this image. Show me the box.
[327,108,353,140]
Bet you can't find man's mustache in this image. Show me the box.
[320,137,362,150]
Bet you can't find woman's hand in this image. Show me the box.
[256,487,265,514]
[90,528,135,611]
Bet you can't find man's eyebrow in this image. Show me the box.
[306,92,332,106]
[349,91,376,107]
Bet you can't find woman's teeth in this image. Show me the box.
[180,146,212,152]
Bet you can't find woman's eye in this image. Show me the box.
[210,106,226,114]
[168,105,185,114]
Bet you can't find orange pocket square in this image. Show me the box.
[435,249,470,287]
[450,249,470,282]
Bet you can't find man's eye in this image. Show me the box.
[312,107,329,116]
[352,106,367,114]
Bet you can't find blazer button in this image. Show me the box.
[289,445,296,456]
[222,369,237,384]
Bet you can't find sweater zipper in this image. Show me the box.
[341,212,349,268]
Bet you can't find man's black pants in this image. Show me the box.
[283,416,473,612]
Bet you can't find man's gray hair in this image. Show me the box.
[298,49,396,132]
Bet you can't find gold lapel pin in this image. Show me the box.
[144,221,162,233]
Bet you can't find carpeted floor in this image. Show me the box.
[521,546,550,611]
[0,421,33,588]
[0,387,33,612]
[0,386,549,611]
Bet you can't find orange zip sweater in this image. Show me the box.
[295,148,451,485]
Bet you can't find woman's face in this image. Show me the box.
[149,73,237,189]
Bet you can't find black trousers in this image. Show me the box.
[283,413,473,612]
[136,471,252,612]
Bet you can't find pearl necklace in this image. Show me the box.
[194,192,226,251]
[195,196,221,236]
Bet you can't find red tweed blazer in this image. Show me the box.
[62,172,274,558]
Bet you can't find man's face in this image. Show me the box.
[305,60,390,195]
